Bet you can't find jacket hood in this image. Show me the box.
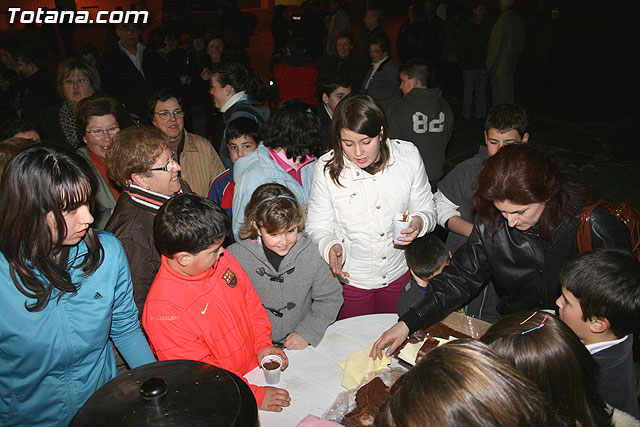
[409,87,444,100]
[232,143,266,181]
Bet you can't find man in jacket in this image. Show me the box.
[486,0,525,105]
[15,45,58,129]
[357,8,390,62]
[360,36,401,113]
[388,61,453,185]
[101,23,179,124]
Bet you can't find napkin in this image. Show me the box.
[339,343,390,390]
[296,415,342,426]
[397,336,457,366]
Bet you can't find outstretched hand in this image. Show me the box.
[370,321,410,360]
[328,243,349,279]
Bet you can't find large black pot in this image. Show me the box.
[70,360,258,426]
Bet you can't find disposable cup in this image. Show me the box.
[393,213,409,244]
[260,355,283,385]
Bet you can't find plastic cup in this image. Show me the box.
[260,355,283,385]
[393,213,409,244]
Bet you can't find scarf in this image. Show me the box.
[59,100,80,149]
[124,183,172,213]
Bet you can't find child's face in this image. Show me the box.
[228,136,257,164]
[322,86,351,115]
[257,225,298,256]
[556,286,590,340]
[46,204,94,246]
[340,128,382,170]
[399,72,418,96]
[484,128,528,157]
[187,238,225,275]
[410,257,450,286]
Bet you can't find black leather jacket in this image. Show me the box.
[401,206,631,333]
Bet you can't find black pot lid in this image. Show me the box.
[71,359,257,426]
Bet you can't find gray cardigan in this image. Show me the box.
[228,232,343,347]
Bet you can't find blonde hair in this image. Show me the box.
[238,183,305,240]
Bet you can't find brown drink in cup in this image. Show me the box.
[260,355,283,385]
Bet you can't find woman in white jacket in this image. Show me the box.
[306,94,437,319]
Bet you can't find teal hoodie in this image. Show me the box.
[0,231,155,426]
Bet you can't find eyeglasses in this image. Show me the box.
[86,126,119,138]
[154,110,184,121]
[64,78,90,86]
[148,151,178,172]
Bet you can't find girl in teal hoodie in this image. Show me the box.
[0,146,155,426]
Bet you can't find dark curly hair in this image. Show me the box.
[262,99,322,161]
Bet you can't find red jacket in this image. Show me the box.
[273,57,319,105]
[142,250,273,406]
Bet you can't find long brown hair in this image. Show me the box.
[481,311,613,427]
[325,94,390,187]
[375,339,558,427]
[473,145,595,241]
[0,146,104,312]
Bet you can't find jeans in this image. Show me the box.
[462,68,488,119]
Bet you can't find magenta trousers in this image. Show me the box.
[337,270,411,320]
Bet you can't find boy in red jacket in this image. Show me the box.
[143,193,290,412]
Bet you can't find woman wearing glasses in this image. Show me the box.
[105,126,190,317]
[75,94,126,229]
[43,58,101,149]
[148,89,225,196]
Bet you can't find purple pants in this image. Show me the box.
[337,270,412,320]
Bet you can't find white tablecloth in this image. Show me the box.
[244,313,401,427]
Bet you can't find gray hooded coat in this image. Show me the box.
[228,232,343,346]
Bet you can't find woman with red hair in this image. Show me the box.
[373,144,631,358]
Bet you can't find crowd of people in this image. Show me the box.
[0,1,639,426]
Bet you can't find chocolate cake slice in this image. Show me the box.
[416,336,439,360]
[343,377,391,427]
[425,322,469,339]
[355,377,389,408]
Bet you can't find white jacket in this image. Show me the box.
[306,138,436,290]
